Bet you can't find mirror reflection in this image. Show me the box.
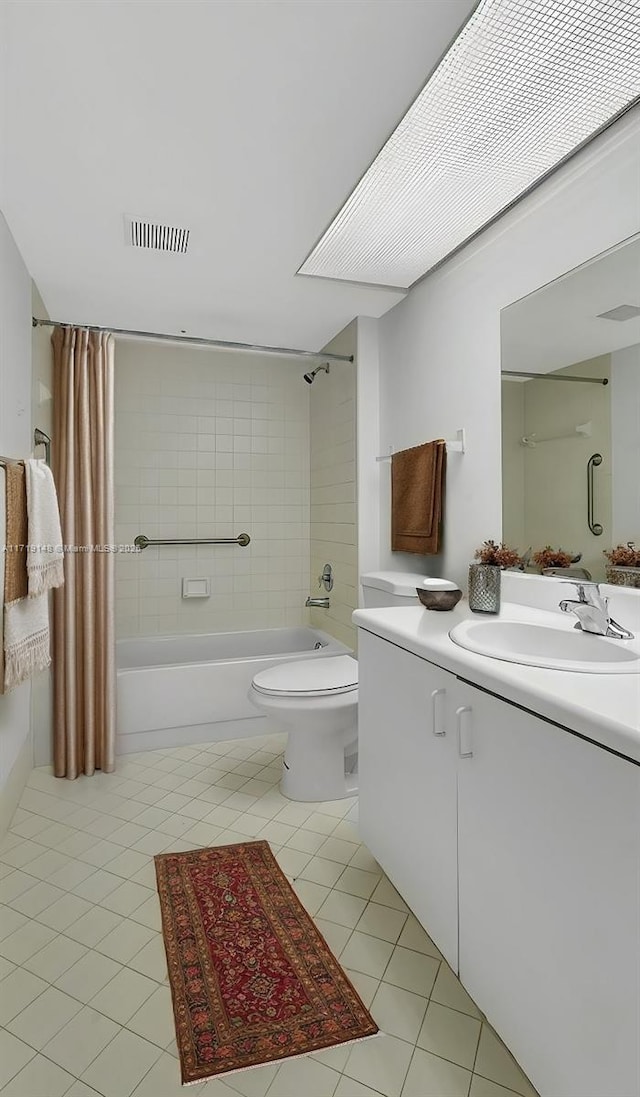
[501,237,640,584]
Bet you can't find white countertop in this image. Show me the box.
[353,600,640,763]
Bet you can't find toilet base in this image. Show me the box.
[281,726,358,802]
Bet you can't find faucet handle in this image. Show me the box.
[559,579,606,608]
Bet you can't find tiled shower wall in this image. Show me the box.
[114,341,310,637]
[309,322,358,650]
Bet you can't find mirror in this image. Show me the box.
[501,237,640,583]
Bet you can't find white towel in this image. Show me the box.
[24,458,64,597]
[3,595,51,692]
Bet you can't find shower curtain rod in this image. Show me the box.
[502,370,608,385]
[31,317,354,363]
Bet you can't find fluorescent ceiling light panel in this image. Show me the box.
[299,0,640,290]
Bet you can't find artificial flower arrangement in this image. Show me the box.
[532,546,579,570]
[474,540,522,568]
[603,543,640,568]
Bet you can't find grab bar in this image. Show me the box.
[34,428,51,466]
[134,532,250,550]
[587,453,603,536]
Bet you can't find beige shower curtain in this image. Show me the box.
[52,327,116,778]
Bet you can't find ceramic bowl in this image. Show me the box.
[416,587,462,611]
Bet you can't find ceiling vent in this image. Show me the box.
[597,304,640,322]
[125,216,190,254]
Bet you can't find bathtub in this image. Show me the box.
[116,626,351,754]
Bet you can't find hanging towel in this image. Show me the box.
[1,462,51,693]
[391,440,446,555]
[24,458,64,596]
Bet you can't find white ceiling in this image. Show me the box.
[501,236,640,375]
[0,0,474,350]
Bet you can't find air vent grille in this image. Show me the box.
[126,217,190,254]
[597,304,640,322]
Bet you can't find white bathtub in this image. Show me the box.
[116,626,351,754]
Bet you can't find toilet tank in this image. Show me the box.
[360,571,430,608]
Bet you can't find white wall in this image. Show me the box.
[114,341,310,637]
[611,344,640,546]
[376,109,640,590]
[309,322,357,649]
[0,211,33,809]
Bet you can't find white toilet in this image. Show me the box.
[248,571,432,802]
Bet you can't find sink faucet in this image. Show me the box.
[559,581,634,639]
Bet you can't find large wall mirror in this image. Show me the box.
[501,236,640,584]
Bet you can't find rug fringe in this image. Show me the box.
[180,1030,382,1087]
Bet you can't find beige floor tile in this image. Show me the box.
[348,847,381,875]
[417,1002,481,1070]
[339,930,394,979]
[291,878,331,916]
[469,1075,527,1097]
[401,1047,472,1097]
[36,890,93,932]
[81,1028,162,1097]
[371,981,428,1044]
[126,984,175,1048]
[396,915,442,959]
[63,905,123,947]
[0,1030,36,1088]
[0,871,39,905]
[0,907,28,942]
[49,860,100,892]
[370,878,409,913]
[266,1056,341,1096]
[129,894,162,931]
[129,1051,194,1097]
[316,890,368,929]
[312,1042,352,1072]
[23,932,88,981]
[430,964,482,1020]
[95,918,156,964]
[9,879,65,918]
[301,812,337,836]
[344,968,380,1009]
[334,1075,385,1097]
[473,1026,538,1097]
[299,855,345,888]
[0,919,56,964]
[285,828,327,854]
[344,1032,413,1097]
[91,966,158,1023]
[0,1053,75,1097]
[0,954,15,980]
[355,902,407,943]
[127,934,168,982]
[317,837,359,865]
[42,1006,120,1076]
[223,1060,279,1097]
[383,946,440,998]
[314,917,352,956]
[7,985,82,1049]
[273,846,313,878]
[0,967,47,1025]
[55,949,122,1002]
[101,880,152,917]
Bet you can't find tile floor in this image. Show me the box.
[0,734,539,1097]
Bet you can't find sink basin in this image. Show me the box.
[449,619,640,674]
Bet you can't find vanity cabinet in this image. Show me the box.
[357,629,640,1097]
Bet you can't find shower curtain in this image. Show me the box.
[52,327,116,778]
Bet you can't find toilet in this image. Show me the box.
[248,571,433,802]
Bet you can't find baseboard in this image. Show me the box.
[116,714,280,755]
[0,729,33,839]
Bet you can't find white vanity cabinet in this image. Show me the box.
[357,629,459,968]
[357,628,640,1097]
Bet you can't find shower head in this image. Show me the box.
[303,363,330,384]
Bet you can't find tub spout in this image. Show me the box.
[306,596,329,608]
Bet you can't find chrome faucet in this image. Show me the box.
[559,581,634,639]
[306,596,329,609]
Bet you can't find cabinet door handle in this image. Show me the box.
[431,688,446,736]
[456,706,473,757]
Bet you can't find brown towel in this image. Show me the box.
[4,461,28,603]
[391,440,446,555]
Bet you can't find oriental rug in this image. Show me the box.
[155,840,378,1084]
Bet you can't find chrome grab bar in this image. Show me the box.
[587,453,603,536]
[134,532,250,550]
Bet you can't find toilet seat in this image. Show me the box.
[251,655,358,699]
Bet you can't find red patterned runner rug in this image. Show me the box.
[155,840,378,1084]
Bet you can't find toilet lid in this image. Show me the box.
[252,656,358,698]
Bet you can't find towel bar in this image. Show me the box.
[134,533,251,550]
[34,428,51,466]
[376,429,465,461]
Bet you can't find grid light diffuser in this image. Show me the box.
[299,0,640,290]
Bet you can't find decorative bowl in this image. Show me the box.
[416,587,462,611]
